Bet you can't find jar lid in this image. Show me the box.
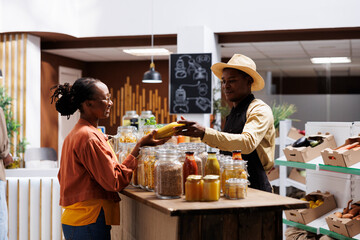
[185,151,194,155]
[203,175,219,180]
[232,150,242,153]
[141,110,152,114]
[126,110,137,114]
[186,175,202,181]
[207,151,216,154]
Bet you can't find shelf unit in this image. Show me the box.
[275,121,360,240]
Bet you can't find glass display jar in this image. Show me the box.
[205,152,220,176]
[139,110,155,131]
[145,147,157,191]
[117,126,137,143]
[194,143,207,176]
[141,125,156,138]
[224,178,249,200]
[137,147,147,189]
[220,157,233,193]
[185,175,203,201]
[154,149,182,199]
[202,175,220,201]
[182,152,198,193]
[122,110,139,129]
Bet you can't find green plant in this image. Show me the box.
[0,85,28,157]
[271,101,297,129]
[212,86,230,130]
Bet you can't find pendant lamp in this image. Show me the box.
[142,0,162,83]
[0,69,2,79]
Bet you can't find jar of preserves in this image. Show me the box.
[183,152,198,193]
[185,175,203,201]
[225,178,249,200]
[205,152,220,176]
[155,149,182,199]
[139,110,155,131]
[117,126,137,143]
[203,175,220,201]
[220,157,233,193]
[232,150,243,160]
[122,110,139,129]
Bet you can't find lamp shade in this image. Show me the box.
[142,62,162,83]
[0,69,2,78]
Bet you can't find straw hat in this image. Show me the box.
[211,54,264,91]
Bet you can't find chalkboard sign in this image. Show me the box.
[169,53,212,114]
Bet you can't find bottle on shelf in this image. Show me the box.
[232,150,243,160]
[183,151,198,193]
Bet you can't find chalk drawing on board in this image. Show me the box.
[172,81,211,113]
[174,54,209,81]
[174,57,187,79]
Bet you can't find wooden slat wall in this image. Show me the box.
[109,77,176,127]
[0,33,27,157]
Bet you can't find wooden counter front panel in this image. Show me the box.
[178,209,282,240]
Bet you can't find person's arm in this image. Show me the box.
[202,104,273,153]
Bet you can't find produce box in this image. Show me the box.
[287,127,305,140]
[288,168,306,184]
[326,203,360,238]
[283,133,336,163]
[266,166,279,181]
[285,191,337,224]
[321,136,360,167]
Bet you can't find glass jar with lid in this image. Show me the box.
[137,147,147,189]
[183,151,198,193]
[139,110,155,130]
[232,150,243,160]
[140,125,156,138]
[225,178,250,199]
[117,126,137,143]
[145,147,157,191]
[185,175,203,201]
[202,175,220,201]
[122,110,139,129]
[154,149,182,199]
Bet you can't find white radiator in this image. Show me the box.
[6,177,62,240]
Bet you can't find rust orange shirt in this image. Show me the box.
[58,118,137,207]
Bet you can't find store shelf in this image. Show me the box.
[286,178,306,191]
[283,208,360,240]
[275,155,319,170]
[319,226,360,240]
[319,162,360,176]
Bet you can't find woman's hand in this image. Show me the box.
[174,116,205,139]
[131,130,170,157]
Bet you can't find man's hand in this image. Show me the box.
[174,116,205,139]
[3,153,13,167]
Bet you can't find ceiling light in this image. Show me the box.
[310,57,351,64]
[123,48,171,56]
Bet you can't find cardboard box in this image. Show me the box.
[267,166,279,181]
[326,213,360,238]
[285,191,337,224]
[321,136,360,167]
[288,168,306,184]
[288,127,305,140]
[283,133,337,163]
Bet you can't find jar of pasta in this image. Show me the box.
[203,175,220,201]
[155,149,182,199]
[145,147,157,191]
[185,175,203,201]
[117,126,137,143]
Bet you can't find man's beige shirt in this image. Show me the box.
[202,99,275,172]
[0,108,9,181]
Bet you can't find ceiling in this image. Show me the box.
[43,39,360,77]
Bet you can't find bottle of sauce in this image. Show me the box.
[183,152,198,193]
[232,150,243,160]
[205,152,220,176]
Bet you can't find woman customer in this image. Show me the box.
[51,77,168,240]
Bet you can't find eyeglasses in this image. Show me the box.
[90,94,112,104]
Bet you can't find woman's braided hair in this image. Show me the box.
[50,77,100,119]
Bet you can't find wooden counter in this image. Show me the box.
[112,187,308,240]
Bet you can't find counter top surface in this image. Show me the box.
[5,168,59,178]
[120,186,308,216]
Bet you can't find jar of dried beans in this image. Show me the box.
[154,149,182,199]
